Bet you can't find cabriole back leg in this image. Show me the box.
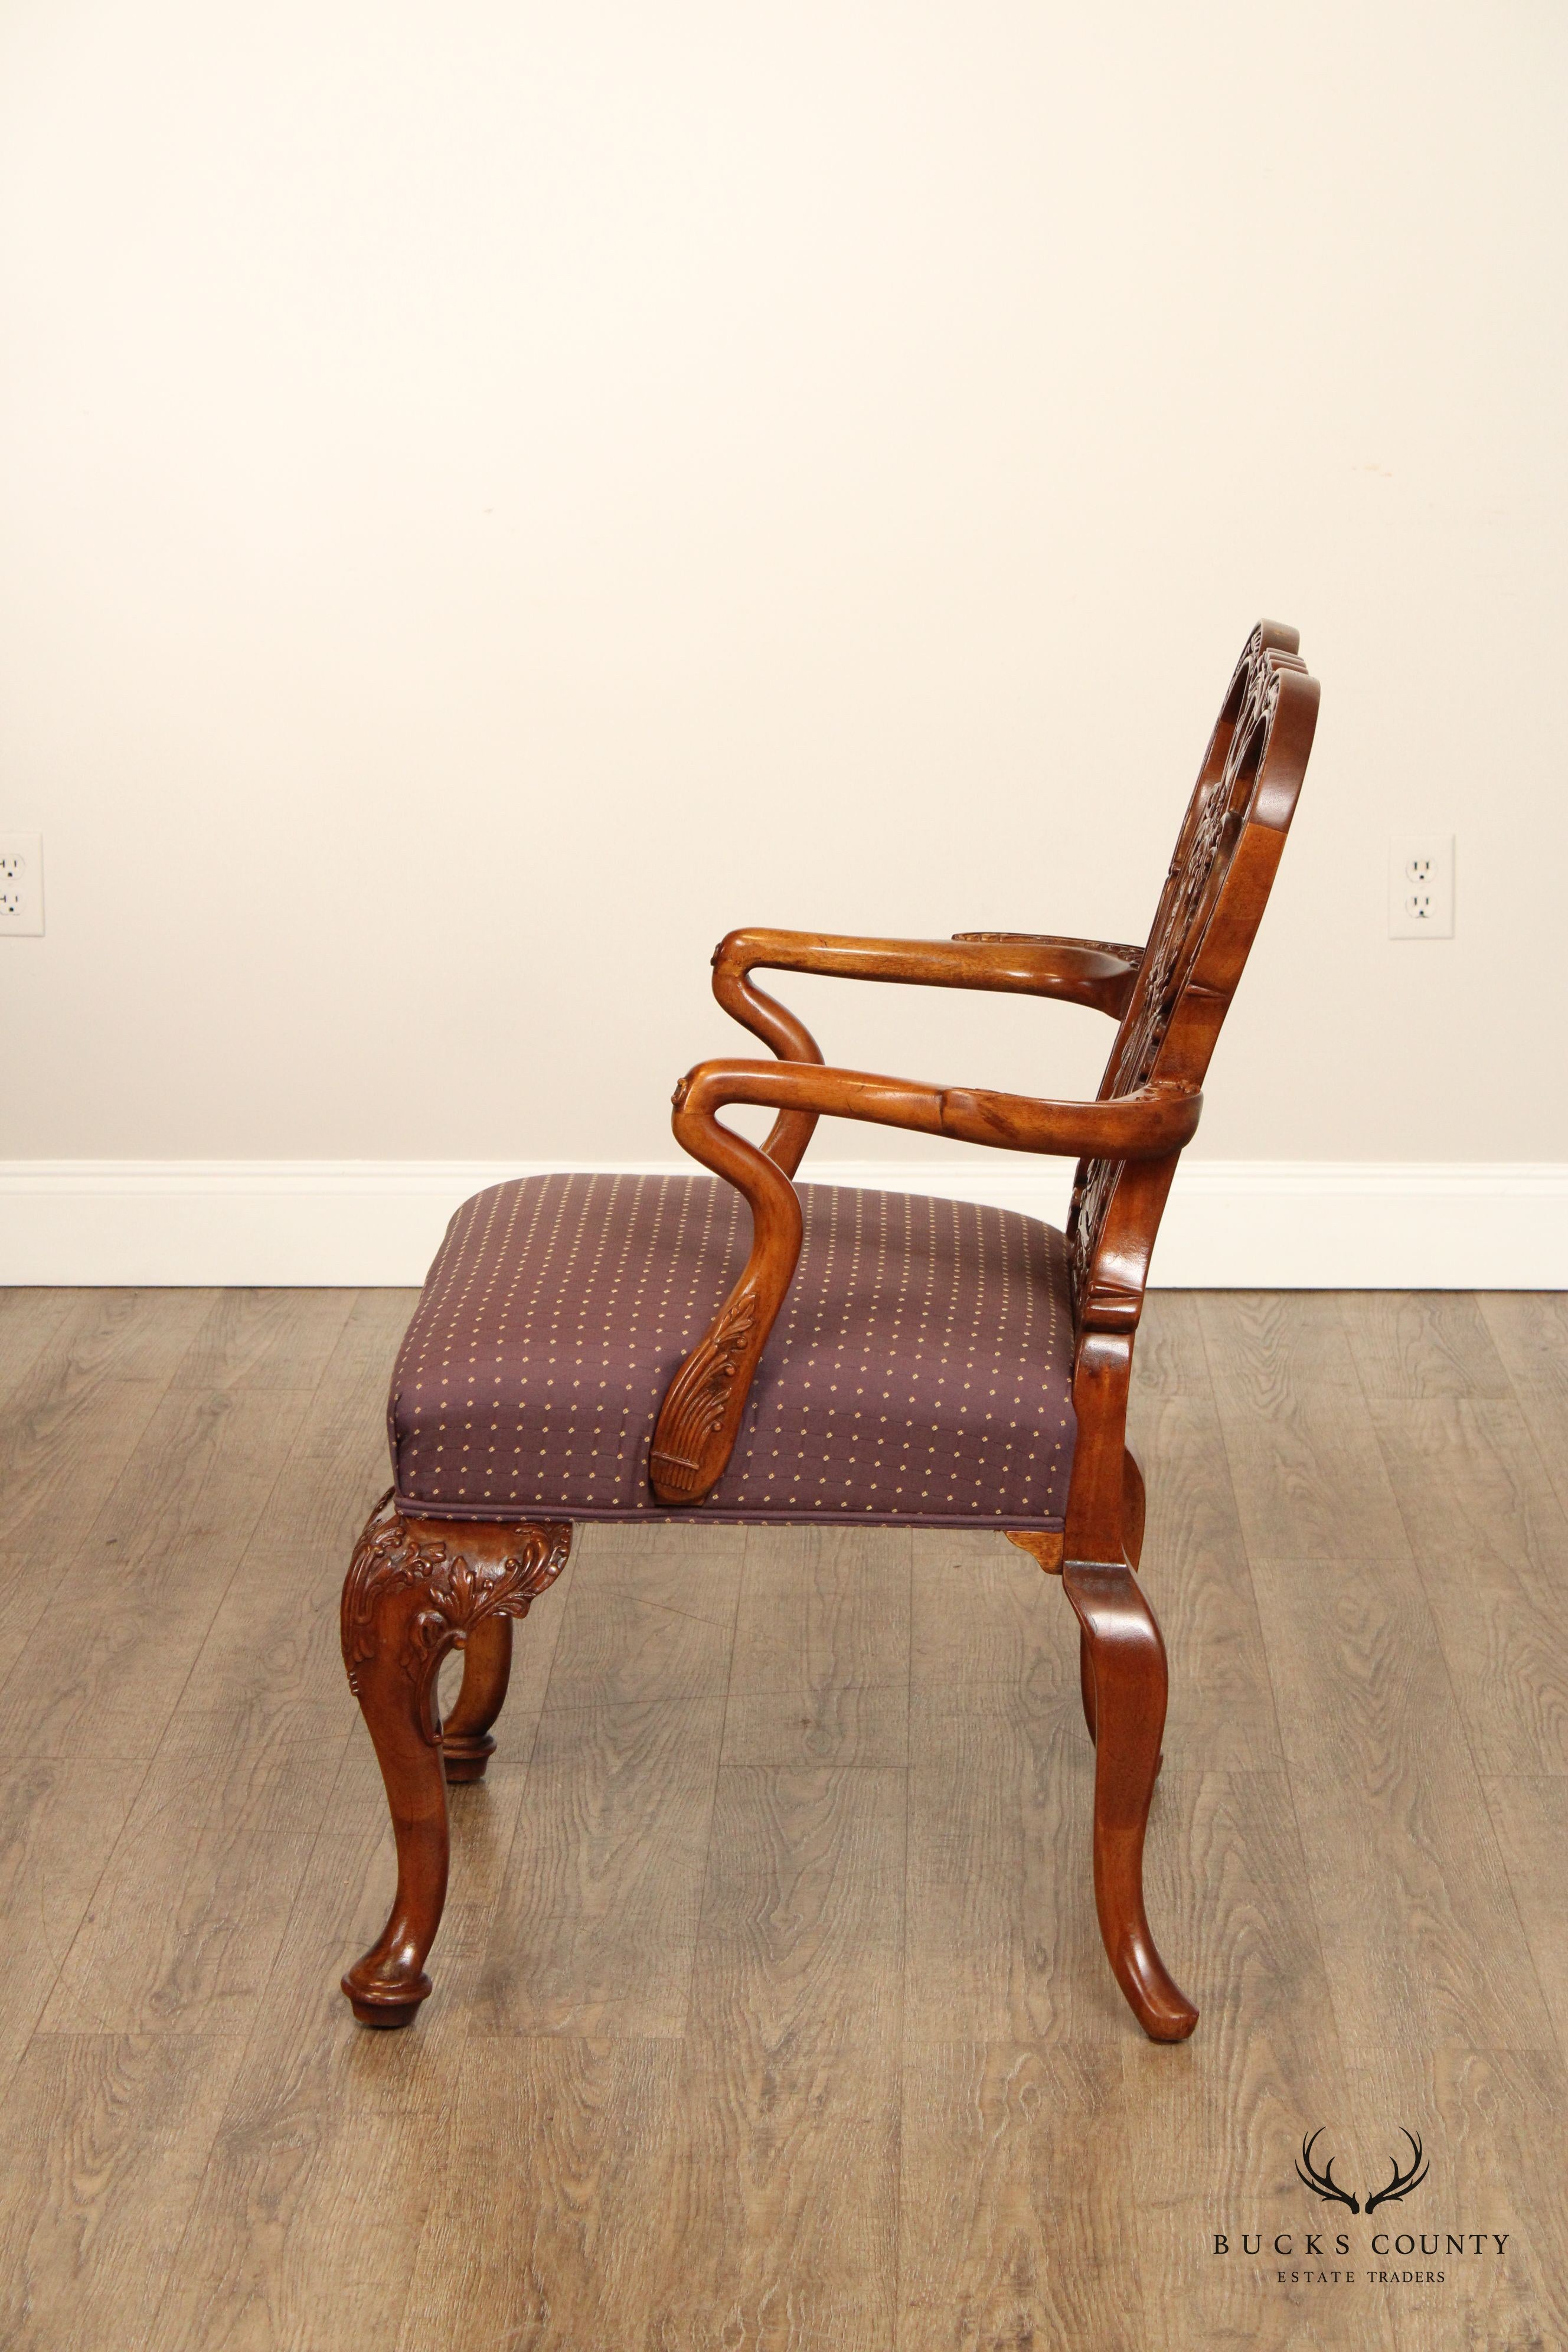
[338,1497,571,2028]
[440,1616,514,1783]
[1122,1445,1146,1567]
[1079,1624,1098,1746]
[1076,1445,1151,1750]
[1063,1557,1197,2043]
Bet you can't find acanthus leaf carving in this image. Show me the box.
[649,1286,760,1492]
[341,1492,571,1739]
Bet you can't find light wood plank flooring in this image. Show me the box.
[0,1285,1565,2350]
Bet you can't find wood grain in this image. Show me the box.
[145,1819,476,2352]
[181,1291,418,1742]
[1482,1774,1568,2053]
[1252,1554,1553,2056]
[1210,1382,1415,1562]
[1343,2040,1568,2352]
[1425,2044,1568,2351]
[1480,1290,1568,1518]
[168,1285,360,1394]
[0,1288,73,1410]
[724,1524,910,1768]
[538,1532,742,1710]
[1339,1290,1513,1400]
[475,1696,728,2039]
[1198,1288,1367,1400]
[38,1704,349,2037]
[1201,1292,1419,1561]
[0,2031,246,2352]
[0,1758,142,2089]
[900,2041,1147,2352]
[573,1515,749,1623]
[0,1285,1564,2348]
[1373,1397,1568,1775]
[1126,1391,1281,1770]
[906,1538,1102,2045]
[466,1520,743,2039]
[396,2034,684,2352]
[1118,1765,1375,2352]
[0,1291,210,1680]
[0,1386,308,1760]
[1131,1289,1216,1400]
[664,1765,905,2351]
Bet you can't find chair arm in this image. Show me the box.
[675,1057,1197,1160]
[715,926,1142,1017]
[648,1059,1199,1507]
[951,929,1144,980]
[708,927,1144,1181]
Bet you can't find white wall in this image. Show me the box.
[2,5,1564,1210]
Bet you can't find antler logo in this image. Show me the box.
[1295,2130,1360,2213]
[1365,2131,1427,2213]
[1295,2127,1428,2215]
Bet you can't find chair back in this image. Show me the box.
[1067,622,1319,1329]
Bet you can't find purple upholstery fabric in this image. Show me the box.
[389,1174,1076,1530]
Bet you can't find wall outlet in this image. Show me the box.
[1388,835,1454,939]
[0,834,44,936]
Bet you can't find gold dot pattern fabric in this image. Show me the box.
[389,1174,1076,1530]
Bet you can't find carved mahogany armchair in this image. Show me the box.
[340,622,1318,2042]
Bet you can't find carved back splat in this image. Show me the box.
[1067,623,1318,1332]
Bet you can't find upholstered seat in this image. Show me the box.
[390,1171,1076,1530]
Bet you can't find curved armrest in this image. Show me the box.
[708,926,1144,1182]
[951,929,1145,979]
[717,925,1142,1016]
[648,1057,1199,1506]
[674,1058,1198,1158]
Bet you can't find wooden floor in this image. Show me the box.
[1,1288,1566,2350]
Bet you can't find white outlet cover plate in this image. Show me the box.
[0,833,44,936]
[1389,834,1454,940]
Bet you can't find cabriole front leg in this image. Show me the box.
[338,1496,571,2028]
[1063,1557,1197,2043]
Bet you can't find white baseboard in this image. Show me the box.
[0,1159,1564,1289]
